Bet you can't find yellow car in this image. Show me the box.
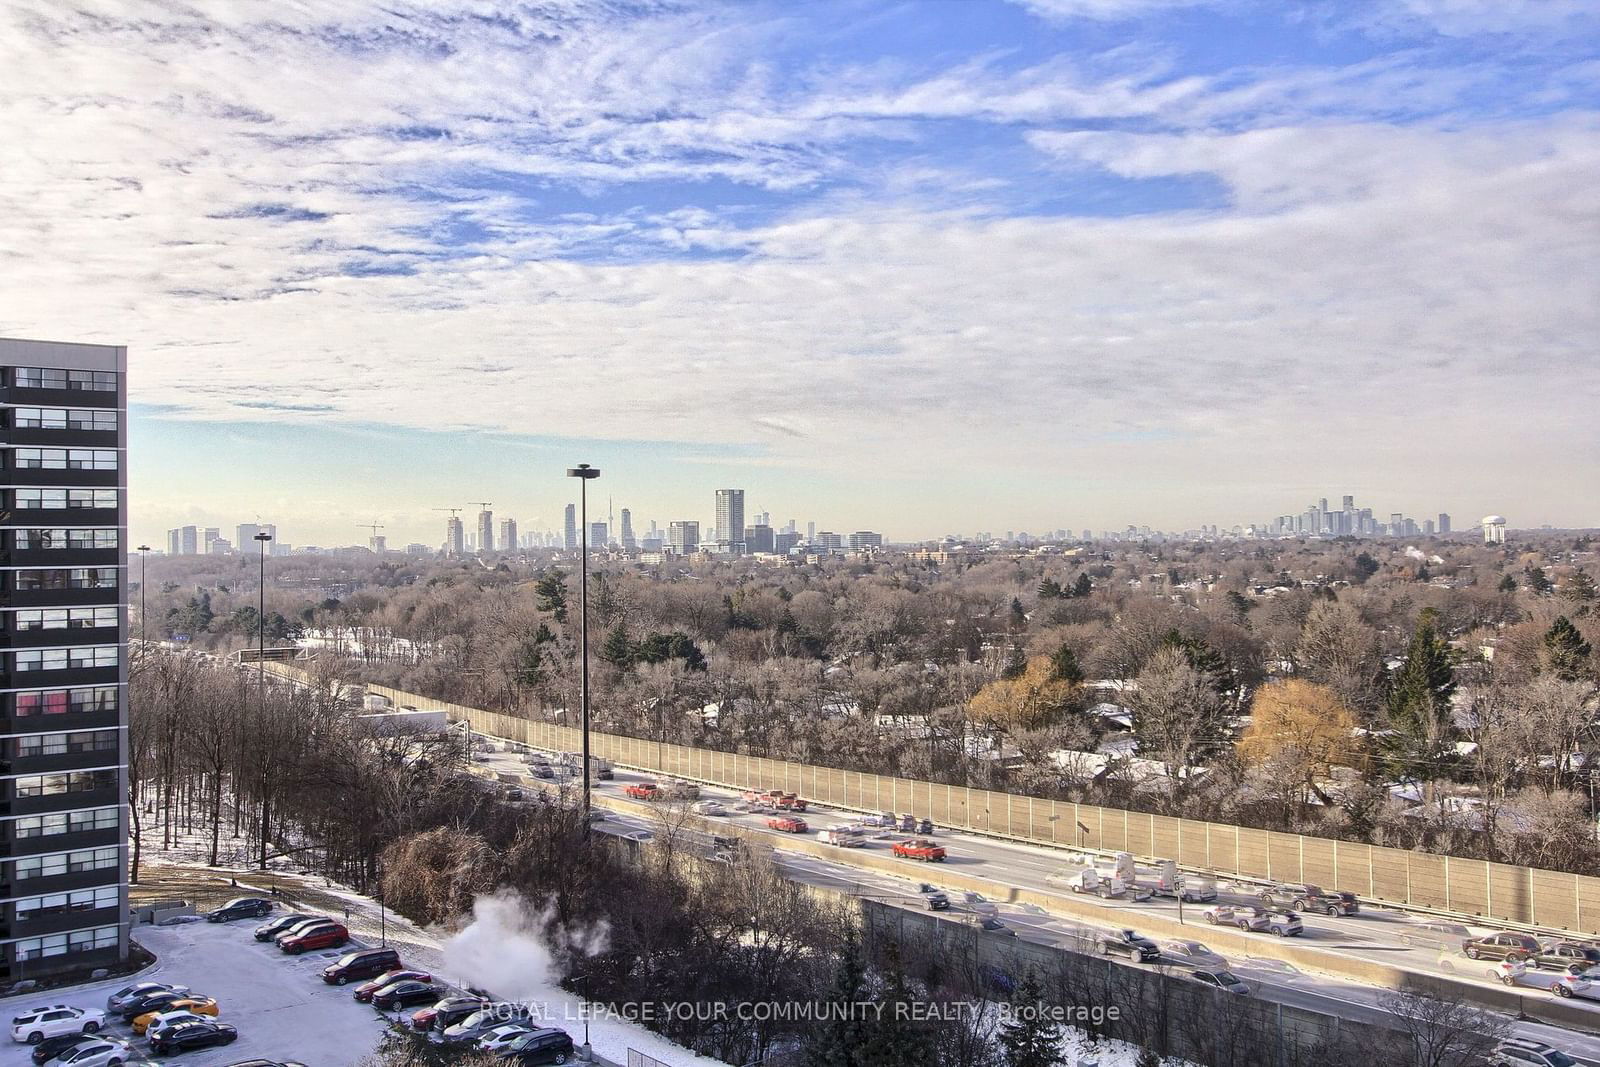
[131,998,219,1035]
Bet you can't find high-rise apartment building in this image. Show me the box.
[1438,513,1451,535]
[476,508,494,554]
[0,338,129,981]
[668,521,699,554]
[745,524,774,554]
[848,531,884,550]
[620,509,635,553]
[445,515,465,556]
[589,522,607,549]
[499,519,517,554]
[715,489,745,555]
[166,526,198,556]
[563,504,577,551]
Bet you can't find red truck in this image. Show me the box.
[624,782,660,801]
[766,791,808,812]
[892,838,947,862]
[767,815,808,833]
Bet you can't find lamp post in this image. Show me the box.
[253,532,272,686]
[135,545,150,645]
[565,464,600,837]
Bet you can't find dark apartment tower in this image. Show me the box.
[0,338,129,981]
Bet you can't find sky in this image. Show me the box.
[2,0,1597,548]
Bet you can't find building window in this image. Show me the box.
[13,449,67,470]
[14,731,119,758]
[13,568,119,591]
[66,450,118,471]
[13,368,68,390]
[13,690,72,716]
[14,925,117,960]
[69,646,119,669]
[14,530,65,550]
[12,808,119,838]
[66,371,118,392]
[13,608,116,630]
[13,886,119,921]
[12,770,118,797]
[12,408,113,431]
[70,687,119,713]
[65,530,119,550]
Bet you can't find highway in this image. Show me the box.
[471,740,1600,1063]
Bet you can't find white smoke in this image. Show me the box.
[442,889,611,1002]
[1404,545,1427,561]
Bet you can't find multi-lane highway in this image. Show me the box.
[470,739,1600,1063]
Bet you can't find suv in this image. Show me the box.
[1464,932,1540,962]
[11,1007,106,1045]
[205,897,273,922]
[506,1027,576,1065]
[1492,1039,1578,1066]
[1258,884,1358,916]
[1100,929,1161,962]
[279,922,349,954]
[1397,921,1472,949]
[1531,942,1600,973]
[322,947,402,985]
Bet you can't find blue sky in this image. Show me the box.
[2,0,1596,546]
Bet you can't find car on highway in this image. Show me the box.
[1490,1038,1579,1066]
[1397,920,1473,950]
[922,890,950,911]
[891,838,945,862]
[962,893,998,917]
[1437,951,1526,985]
[204,897,273,922]
[819,827,864,847]
[10,1007,107,1045]
[1530,942,1600,973]
[372,981,444,1012]
[353,969,431,1001]
[1202,905,1270,932]
[324,947,404,985]
[764,790,806,812]
[411,996,486,1033]
[691,800,726,816]
[624,782,660,801]
[528,763,554,779]
[104,984,188,1016]
[663,780,700,799]
[1257,883,1359,916]
[861,811,898,828]
[253,913,320,941]
[44,1039,130,1067]
[1162,940,1225,967]
[1549,973,1600,1000]
[1463,932,1540,962]
[1190,970,1249,994]
[149,1020,238,1056]
[278,921,349,954]
[131,999,219,1035]
[977,917,1015,936]
[767,815,808,833]
[1100,929,1162,963]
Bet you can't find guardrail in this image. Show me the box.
[265,663,1600,936]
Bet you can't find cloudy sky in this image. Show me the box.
[2,0,1596,548]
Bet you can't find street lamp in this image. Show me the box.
[565,464,601,837]
[253,532,273,687]
[135,545,150,645]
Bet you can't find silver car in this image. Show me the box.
[54,1039,131,1067]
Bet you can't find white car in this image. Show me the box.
[144,1011,208,1043]
[53,1039,130,1067]
[1162,939,1225,967]
[10,1005,107,1045]
[1551,974,1600,1000]
[475,1024,535,1053]
[1438,950,1526,985]
[691,800,726,816]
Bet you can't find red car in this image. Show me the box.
[279,922,349,954]
[625,782,659,801]
[893,838,947,862]
[354,969,432,1002]
[767,816,808,833]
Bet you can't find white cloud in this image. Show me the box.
[1008,0,1217,22]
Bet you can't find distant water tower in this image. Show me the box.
[1482,515,1507,544]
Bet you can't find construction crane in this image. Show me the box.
[358,521,386,553]
[432,507,462,517]
[469,501,493,512]
[357,521,385,537]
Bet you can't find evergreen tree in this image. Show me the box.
[1564,569,1597,605]
[803,933,871,1067]
[1527,566,1553,595]
[1161,630,1233,694]
[1037,578,1062,599]
[997,972,1062,1067]
[1225,589,1253,620]
[1353,552,1380,581]
[1383,609,1458,792]
[1071,573,1093,598]
[1542,616,1593,681]
[1497,573,1517,593]
[856,943,936,1067]
[1048,643,1084,686]
[534,570,568,622]
[1002,642,1027,680]
[1009,597,1027,630]
[599,623,634,668]
[533,622,556,645]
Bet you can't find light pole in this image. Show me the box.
[135,545,150,645]
[565,464,600,837]
[253,532,272,687]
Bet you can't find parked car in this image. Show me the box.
[1202,905,1270,932]
[352,968,430,1000]
[1531,942,1600,973]
[371,981,442,1012]
[1398,921,1473,949]
[891,838,945,862]
[254,913,320,942]
[691,800,726,817]
[273,918,337,944]
[49,1039,130,1067]
[503,1027,576,1064]
[1100,929,1161,962]
[279,922,349,954]
[1463,932,1541,962]
[441,1006,537,1045]
[1438,951,1526,985]
[1257,884,1358,916]
[32,1034,103,1066]
[476,1024,535,1054]
[1191,970,1250,994]
[412,996,485,1033]
[105,983,187,1015]
[767,815,808,833]
[323,947,404,985]
[146,1013,218,1044]
[11,1007,107,1045]
[117,991,198,1023]
[205,897,273,923]
[132,999,219,1035]
[1491,1038,1579,1066]
[149,1021,238,1056]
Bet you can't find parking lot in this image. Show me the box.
[2,919,401,1067]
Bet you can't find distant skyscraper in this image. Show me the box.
[500,518,517,553]
[166,528,180,556]
[716,489,746,554]
[564,504,576,550]
[620,509,636,552]
[775,531,800,554]
[476,508,494,553]
[446,515,465,556]
[589,521,607,549]
[1438,513,1451,534]
[848,531,884,550]
[236,522,260,548]
[746,524,774,553]
[807,521,815,542]
[669,521,700,554]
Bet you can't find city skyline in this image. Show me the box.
[2,0,1593,540]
